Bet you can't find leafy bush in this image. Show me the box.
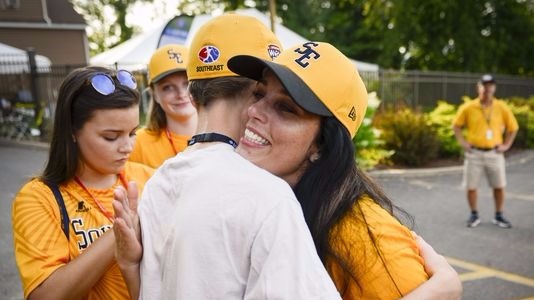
[508,102,534,148]
[508,96,534,111]
[353,92,393,169]
[374,108,440,166]
[426,101,462,157]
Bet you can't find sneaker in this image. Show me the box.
[493,215,512,228]
[467,214,481,228]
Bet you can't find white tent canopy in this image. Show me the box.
[90,8,379,72]
[0,42,51,74]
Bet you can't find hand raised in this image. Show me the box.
[113,181,142,269]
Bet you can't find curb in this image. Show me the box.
[0,138,49,151]
[369,165,463,178]
[369,150,534,178]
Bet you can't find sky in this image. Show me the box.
[127,0,182,31]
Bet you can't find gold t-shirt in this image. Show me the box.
[129,128,190,168]
[326,196,429,299]
[12,161,154,299]
[453,98,519,148]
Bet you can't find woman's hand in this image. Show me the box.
[113,181,142,299]
[113,181,142,269]
[401,232,462,300]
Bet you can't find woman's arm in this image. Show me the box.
[113,182,142,299]
[27,230,116,300]
[400,233,462,300]
[13,180,118,300]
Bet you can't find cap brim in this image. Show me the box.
[228,55,332,117]
[151,68,187,84]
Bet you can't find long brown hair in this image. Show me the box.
[41,66,139,184]
[293,117,413,296]
[145,84,167,133]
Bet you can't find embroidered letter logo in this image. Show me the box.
[167,49,183,64]
[294,42,320,68]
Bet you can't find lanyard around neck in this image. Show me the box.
[73,172,127,222]
[165,128,178,155]
[480,103,492,126]
[187,133,238,149]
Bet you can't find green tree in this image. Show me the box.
[210,0,534,75]
[389,0,534,75]
[71,0,153,56]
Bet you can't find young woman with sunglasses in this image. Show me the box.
[227,43,462,299]
[128,44,197,168]
[12,66,154,299]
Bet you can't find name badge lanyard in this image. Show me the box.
[165,128,178,155]
[481,105,493,140]
[73,172,128,222]
[187,133,238,149]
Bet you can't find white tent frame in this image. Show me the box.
[90,8,379,72]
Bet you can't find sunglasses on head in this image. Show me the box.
[90,70,137,95]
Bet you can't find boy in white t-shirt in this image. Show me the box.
[113,14,340,300]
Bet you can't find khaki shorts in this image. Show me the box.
[463,149,506,190]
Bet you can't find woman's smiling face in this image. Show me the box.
[153,72,196,121]
[237,70,321,187]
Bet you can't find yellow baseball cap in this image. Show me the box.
[148,44,188,84]
[227,42,368,137]
[187,13,282,80]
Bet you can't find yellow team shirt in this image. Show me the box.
[453,98,519,148]
[12,161,154,299]
[129,128,190,168]
[326,196,428,299]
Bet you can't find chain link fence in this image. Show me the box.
[359,69,534,108]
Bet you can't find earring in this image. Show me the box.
[309,153,320,163]
[72,135,77,143]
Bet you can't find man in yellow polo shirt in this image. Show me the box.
[453,74,519,228]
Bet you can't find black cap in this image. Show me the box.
[479,74,496,84]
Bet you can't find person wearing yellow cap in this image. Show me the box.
[128,44,197,168]
[227,42,462,299]
[113,14,340,299]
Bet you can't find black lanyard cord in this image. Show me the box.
[188,133,238,149]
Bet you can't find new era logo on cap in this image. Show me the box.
[348,107,356,121]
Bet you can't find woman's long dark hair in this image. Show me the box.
[145,84,168,133]
[293,117,412,294]
[41,66,139,185]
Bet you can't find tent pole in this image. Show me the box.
[269,0,276,33]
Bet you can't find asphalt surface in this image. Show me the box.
[0,141,533,300]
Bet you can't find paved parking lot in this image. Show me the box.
[1,141,533,299]
[372,150,534,300]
